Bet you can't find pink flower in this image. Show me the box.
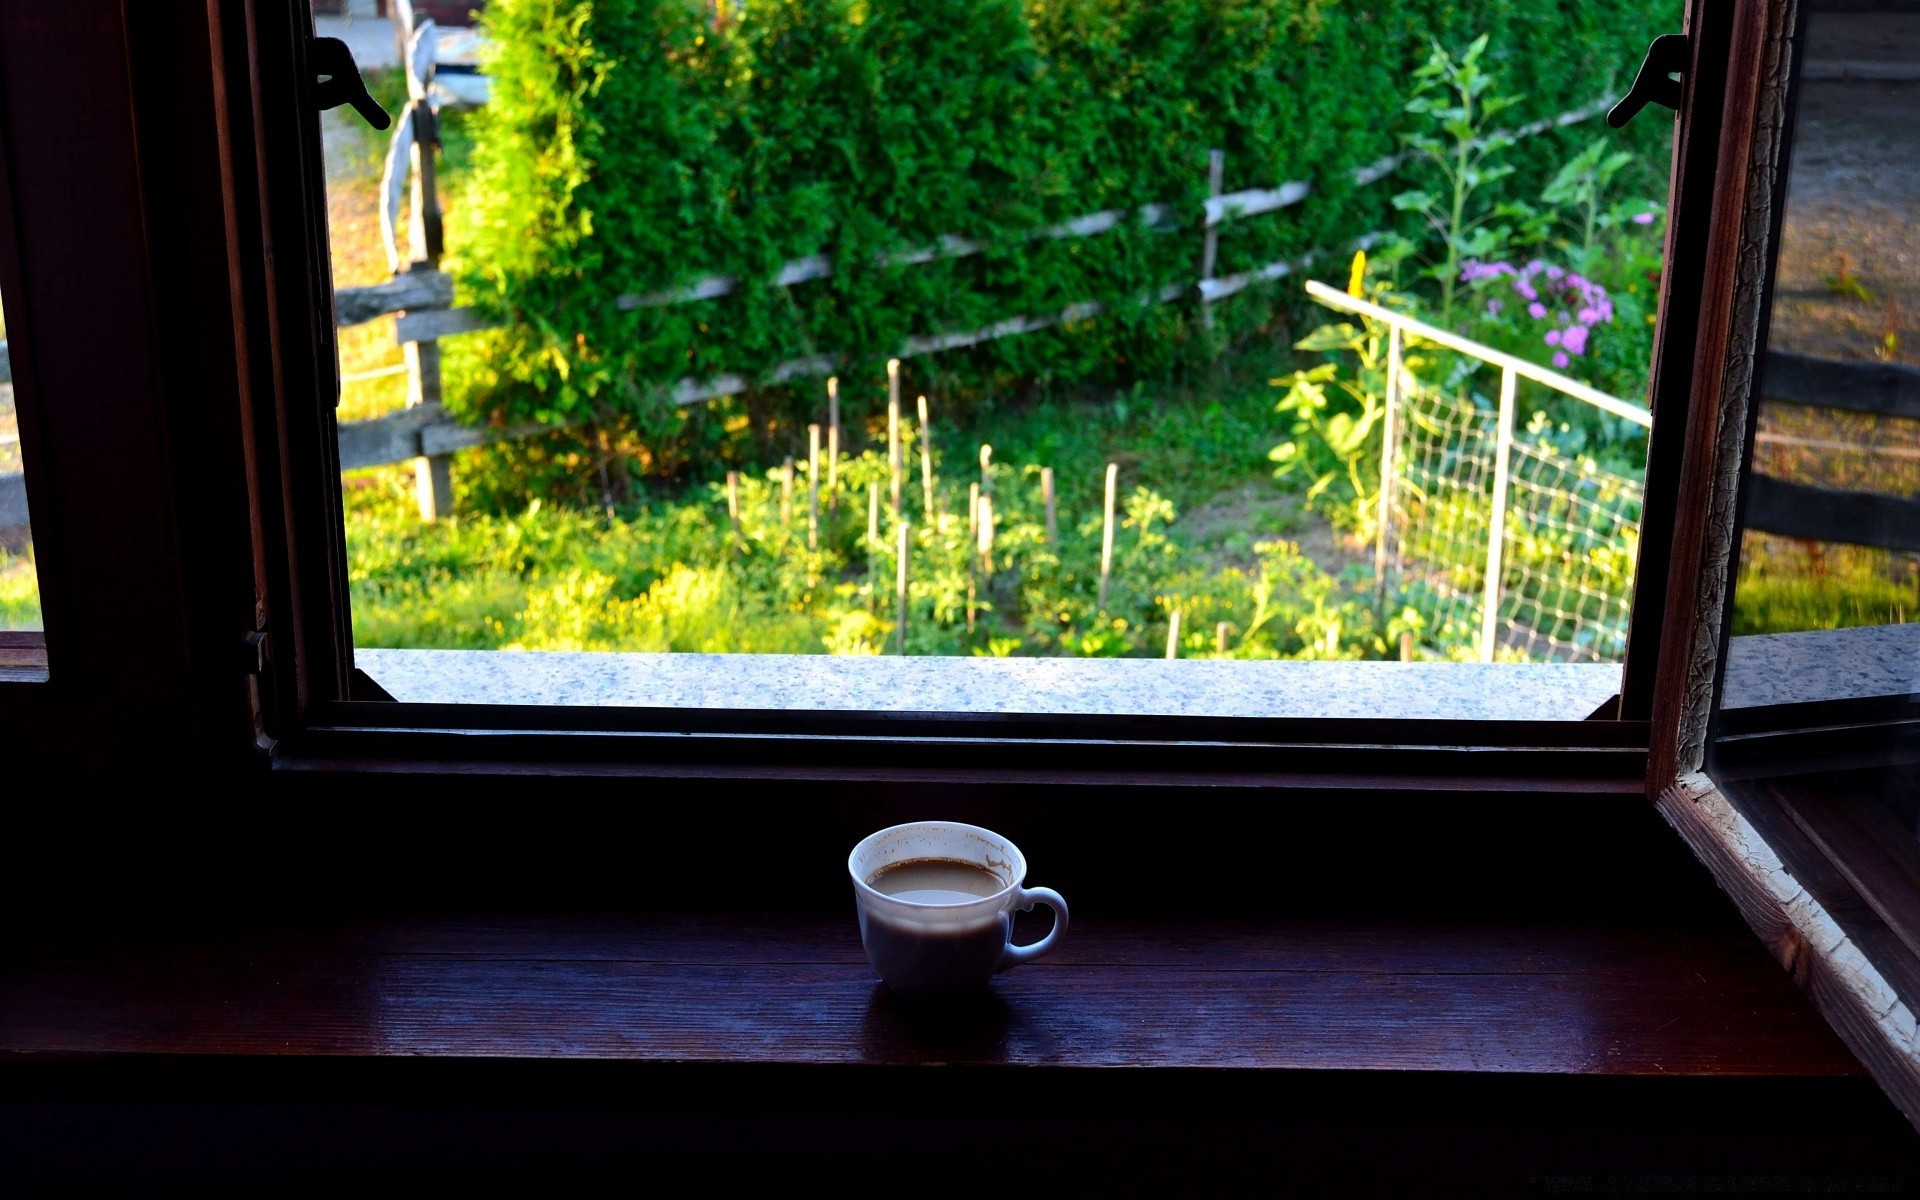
[1528,302,1547,320]
[1552,351,1570,368]
[1544,329,1561,346]
[1632,212,1655,225]
[1561,325,1589,356]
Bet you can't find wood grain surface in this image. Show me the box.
[0,915,1857,1077]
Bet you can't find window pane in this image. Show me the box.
[1722,7,1919,713]
[328,1,1681,716]
[0,289,42,634]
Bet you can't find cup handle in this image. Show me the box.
[997,886,1068,972]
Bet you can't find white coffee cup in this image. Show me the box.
[848,821,1069,996]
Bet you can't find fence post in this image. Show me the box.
[1374,324,1401,606]
[1479,366,1518,663]
[393,11,452,522]
[1198,148,1224,332]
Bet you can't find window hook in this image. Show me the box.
[311,36,391,131]
[1607,34,1689,129]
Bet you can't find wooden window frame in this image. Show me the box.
[0,0,1852,795]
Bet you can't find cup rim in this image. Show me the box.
[848,820,1026,909]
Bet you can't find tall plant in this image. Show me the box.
[1389,34,1541,324]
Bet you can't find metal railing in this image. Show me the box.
[1304,280,1652,663]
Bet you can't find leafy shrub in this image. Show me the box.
[458,0,1673,452]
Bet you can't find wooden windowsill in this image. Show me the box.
[0,914,1858,1077]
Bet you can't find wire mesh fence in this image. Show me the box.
[1387,380,1643,663]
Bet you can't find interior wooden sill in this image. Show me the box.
[0,914,1857,1077]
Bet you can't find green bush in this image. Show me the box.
[457,0,1673,444]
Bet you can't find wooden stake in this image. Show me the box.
[1166,608,1182,659]
[887,358,902,519]
[977,494,994,576]
[826,377,840,513]
[807,424,820,550]
[968,482,980,537]
[867,482,880,611]
[1400,631,1414,662]
[1216,621,1231,655]
[917,395,935,523]
[895,521,910,654]
[979,443,992,496]
[826,423,840,515]
[1098,461,1118,611]
[726,470,741,547]
[1041,467,1056,545]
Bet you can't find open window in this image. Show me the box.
[226,0,1794,784]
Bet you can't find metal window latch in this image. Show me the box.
[1607,34,1689,128]
[312,37,392,130]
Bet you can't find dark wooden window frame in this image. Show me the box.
[1,0,1889,793]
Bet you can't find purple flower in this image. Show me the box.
[1632,212,1655,225]
[1561,325,1589,356]
[1545,265,1564,280]
[1544,329,1561,346]
[1552,351,1570,368]
[1515,280,1539,301]
[1577,307,1599,325]
[1528,301,1547,320]
[1486,299,1503,316]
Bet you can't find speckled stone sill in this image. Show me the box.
[356,648,1623,722]
[1723,624,1919,710]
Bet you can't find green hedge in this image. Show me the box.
[458,0,1672,433]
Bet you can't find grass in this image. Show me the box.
[1732,535,1919,636]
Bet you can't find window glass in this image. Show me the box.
[0,288,42,634]
[1722,6,1919,714]
[325,0,1681,716]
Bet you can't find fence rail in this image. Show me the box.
[316,71,1621,520]
[1745,352,1920,552]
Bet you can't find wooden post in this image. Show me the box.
[726,470,741,547]
[1098,461,1118,611]
[1166,608,1182,659]
[1041,467,1057,545]
[1400,631,1414,662]
[826,377,840,513]
[1198,148,1224,334]
[887,358,902,519]
[1375,324,1402,605]
[1216,621,1230,655]
[968,482,980,538]
[807,424,820,550]
[1479,366,1517,663]
[895,521,910,654]
[403,99,452,522]
[917,395,935,523]
[979,443,992,496]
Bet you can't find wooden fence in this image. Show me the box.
[1744,352,1920,554]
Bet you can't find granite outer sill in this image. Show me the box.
[1723,624,1919,710]
[355,648,1623,723]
